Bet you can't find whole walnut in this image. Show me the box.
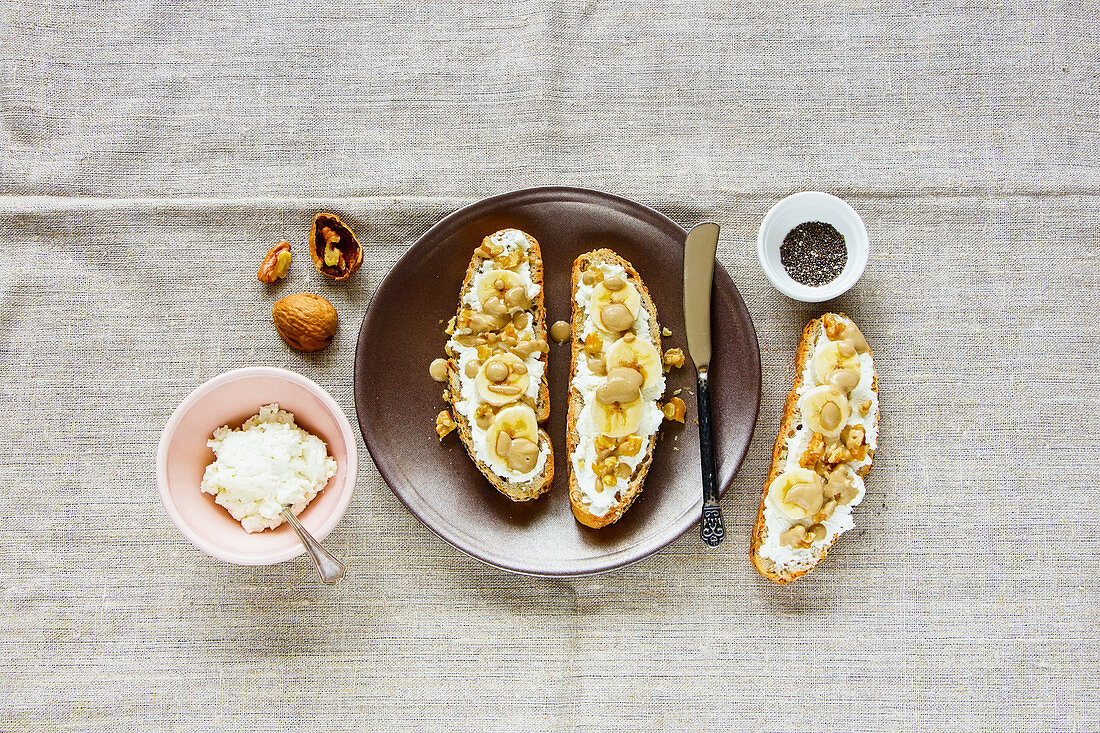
[272,293,338,351]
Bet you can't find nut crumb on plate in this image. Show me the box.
[662,396,687,423]
[435,410,458,440]
[663,347,685,370]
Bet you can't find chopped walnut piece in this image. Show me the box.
[495,249,522,269]
[663,348,686,370]
[662,397,687,423]
[782,525,811,548]
[584,332,603,356]
[662,327,672,337]
[844,424,866,452]
[617,434,643,457]
[780,523,825,549]
[823,313,846,341]
[824,441,852,465]
[594,434,617,460]
[473,406,494,430]
[591,454,621,484]
[474,238,504,259]
[858,400,872,416]
[800,432,826,468]
[435,410,458,440]
[445,316,456,336]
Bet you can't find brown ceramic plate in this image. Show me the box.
[354,187,760,576]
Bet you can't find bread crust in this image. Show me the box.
[750,313,879,582]
[567,249,663,528]
[445,230,553,501]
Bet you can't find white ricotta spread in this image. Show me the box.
[570,262,666,517]
[447,229,549,483]
[759,320,879,568]
[200,404,338,533]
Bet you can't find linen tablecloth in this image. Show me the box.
[3,1,1097,730]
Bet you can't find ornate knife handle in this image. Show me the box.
[697,368,726,546]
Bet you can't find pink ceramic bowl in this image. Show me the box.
[156,367,358,565]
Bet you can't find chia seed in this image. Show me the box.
[780,221,847,287]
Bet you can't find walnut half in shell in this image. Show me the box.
[309,212,363,282]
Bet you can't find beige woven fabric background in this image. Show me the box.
[2,0,1098,730]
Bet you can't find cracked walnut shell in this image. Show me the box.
[309,213,363,281]
[272,293,338,351]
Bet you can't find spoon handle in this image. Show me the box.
[281,508,346,585]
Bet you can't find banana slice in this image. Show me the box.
[799,385,851,438]
[476,270,524,309]
[768,468,825,520]
[813,340,861,384]
[589,278,641,332]
[592,398,644,438]
[605,336,662,394]
[475,353,530,406]
[485,404,541,472]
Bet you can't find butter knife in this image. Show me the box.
[684,221,725,546]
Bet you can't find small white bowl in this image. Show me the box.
[757,192,869,302]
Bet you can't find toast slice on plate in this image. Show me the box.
[442,229,553,501]
[566,249,667,527]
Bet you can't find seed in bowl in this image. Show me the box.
[200,404,337,533]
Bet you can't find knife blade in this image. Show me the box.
[683,221,725,546]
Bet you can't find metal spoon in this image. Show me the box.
[281,508,346,584]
